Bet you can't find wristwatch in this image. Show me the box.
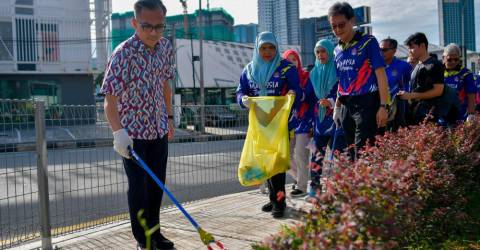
[379,104,389,111]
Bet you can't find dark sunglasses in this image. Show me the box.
[380,47,394,52]
[447,58,459,63]
[140,22,166,33]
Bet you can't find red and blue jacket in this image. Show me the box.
[334,31,385,96]
[291,78,316,134]
[237,59,302,130]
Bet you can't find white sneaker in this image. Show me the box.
[259,182,268,194]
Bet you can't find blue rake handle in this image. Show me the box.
[128,147,225,249]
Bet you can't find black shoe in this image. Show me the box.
[261,202,273,212]
[290,188,306,197]
[154,233,174,250]
[271,204,285,218]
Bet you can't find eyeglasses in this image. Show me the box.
[140,22,166,33]
[381,47,394,52]
[447,58,459,63]
[330,21,347,30]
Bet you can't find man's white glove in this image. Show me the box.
[241,95,250,108]
[113,128,133,159]
[466,114,475,123]
[333,106,342,127]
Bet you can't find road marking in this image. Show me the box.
[15,129,21,143]
[62,128,76,140]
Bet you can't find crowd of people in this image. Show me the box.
[101,0,480,248]
[236,2,480,219]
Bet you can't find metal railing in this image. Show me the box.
[0,99,249,249]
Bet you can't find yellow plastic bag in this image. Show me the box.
[238,95,294,186]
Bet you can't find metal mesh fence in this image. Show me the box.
[0,99,250,249]
[0,99,39,247]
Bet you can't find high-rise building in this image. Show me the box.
[234,23,258,44]
[300,18,316,66]
[258,0,300,45]
[111,8,234,49]
[438,0,476,51]
[0,0,107,105]
[300,6,371,66]
[168,8,235,41]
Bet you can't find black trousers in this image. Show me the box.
[339,92,380,160]
[408,87,461,126]
[267,172,286,208]
[123,136,168,247]
[387,99,407,132]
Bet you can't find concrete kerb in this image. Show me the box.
[5,221,132,250]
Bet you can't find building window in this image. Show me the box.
[0,80,30,99]
[0,20,14,61]
[224,88,237,105]
[205,88,222,105]
[16,18,36,62]
[31,81,60,105]
[38,23,59,61]
[15,7,34,15]
[0,80,60,105]
[15,0,33,5]
[112,18,121,29]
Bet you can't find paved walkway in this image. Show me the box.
[15,189,312,250]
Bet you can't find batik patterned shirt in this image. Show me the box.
[101,34,175,139]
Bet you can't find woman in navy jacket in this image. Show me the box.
[236,31,301,218]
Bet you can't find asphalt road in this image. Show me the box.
[0,139,258,246]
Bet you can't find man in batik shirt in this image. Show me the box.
[101,0,175,249]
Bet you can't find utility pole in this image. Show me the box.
[171,24,177,105]
[180,0,188,38]
[198,0,205,133]
[461,0,467,67]
[179,0,198,105]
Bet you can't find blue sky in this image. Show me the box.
[113,0,480,49]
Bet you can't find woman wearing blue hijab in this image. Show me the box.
[236,31,302,218]
[308,39,346,200]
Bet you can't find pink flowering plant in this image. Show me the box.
[254,117,480,249]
